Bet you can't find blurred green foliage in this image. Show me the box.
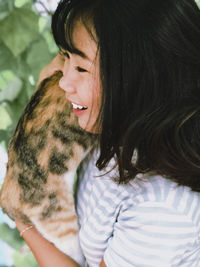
[0,0,58,265]
[0,0,58,150]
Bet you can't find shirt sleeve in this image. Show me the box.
[103,201,199,267]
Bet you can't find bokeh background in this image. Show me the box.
[0,0,58,266]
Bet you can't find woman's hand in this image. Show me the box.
[15,219,80,267]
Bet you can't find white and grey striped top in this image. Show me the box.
[76,150,200,267]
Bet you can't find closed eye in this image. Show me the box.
[59,49,88,72]
[76,66,87,73]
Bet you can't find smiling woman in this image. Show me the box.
[57,20,101,133]
[12,0,200,266]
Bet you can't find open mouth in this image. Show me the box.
[71,102,87,110]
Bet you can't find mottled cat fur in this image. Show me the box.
[0,71,96,264]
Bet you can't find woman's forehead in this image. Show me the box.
[71,20,98,63]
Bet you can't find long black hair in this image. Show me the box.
[52,0,200,191]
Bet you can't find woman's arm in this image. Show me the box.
[100,259,107,267]
[15,219,107,267]
[15,219,80,267]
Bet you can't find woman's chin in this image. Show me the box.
[78,119,100,134]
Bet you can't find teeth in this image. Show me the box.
[72,102,87,110]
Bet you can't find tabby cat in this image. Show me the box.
[0,71,96,265]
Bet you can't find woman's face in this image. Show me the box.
[59,20,101,133]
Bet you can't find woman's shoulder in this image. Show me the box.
[78,159,200,266]
[119,174,200,225]
[79,150,200,226]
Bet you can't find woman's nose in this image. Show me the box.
[59,72,76,94]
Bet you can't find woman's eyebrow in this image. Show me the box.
[74,49,90,61]
[61,47,91,62]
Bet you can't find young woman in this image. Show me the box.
[15,0,200,266]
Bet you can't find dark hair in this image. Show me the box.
[52,0,200,191]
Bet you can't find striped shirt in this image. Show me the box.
[76,150,200,267]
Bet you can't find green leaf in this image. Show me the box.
[0,129,9,146]
[0,42,17,71]
[13,250,39,267]
[38,15,49,33]
[4,85,31,133]
[0,105,12,130]
[0,0,15,21]
[0,70,23,101]
[195,0,200,8]
[0,70,15,90]
[15,0,33,8]
[44,30,58,54]
[0,76,22,102]
[0,127,14,147]
[15,51,32,78]
[22,78,35,99]
[26,38,54,82]
[0,223,24,250]
[0,7,39,56]
[0,140,7,151]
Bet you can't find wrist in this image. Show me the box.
[15,218,34,237]
[20,225,34,238]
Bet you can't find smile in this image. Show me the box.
[71,102,87,110]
